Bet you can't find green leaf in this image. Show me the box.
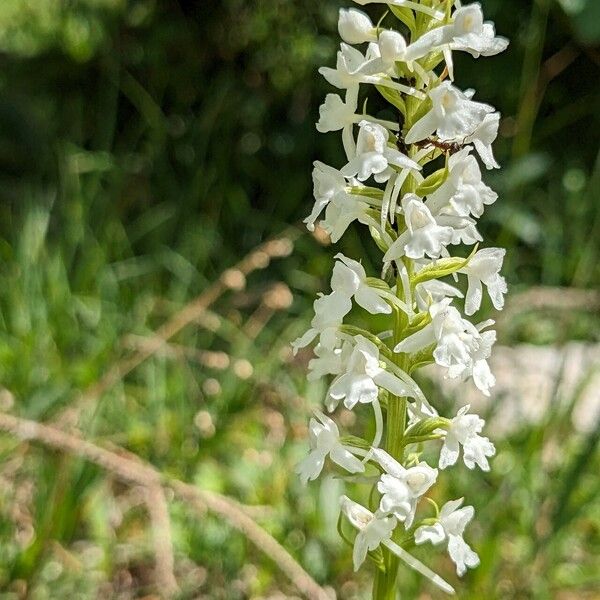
[369,225,389,253]
[408,93,433,126]
[411,246,478,285]
[415,166,449,197]
[366,277,391,291]
[405,417,449,439]
[421,50,444,73]
[407,344,435,368]
[350,186,384,200]
[403,311,432,337]
[375,85,406,115]
[340,435,372,450]
[389,5,416,34]
[389,5,417,34]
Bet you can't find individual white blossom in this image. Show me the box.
[338,7,378,45]
[297,410,365,484]
[405,3,508,78]
[405,82,494,145]
[427,148,498,219]
[384,194,454,261]
[342,121,421,183]
[394,299,497,395]
[328,335,417,410]
[319,43,370,91]
[465,112,501,169]
[307,342,351,381]
[453,322,497,396]
[305,161,348,232]
[439,405,496,471]
[292,292,350,354]
[321,191,372,242]
[332,253,392,314]
[341,496,456,594]
[317,93,358,133]
[340,496,397,570]
[415,498,480,576]
[436,213,483,246]
[373,448,438,527]
[415,279,464,312]
[316,92,399,134]
[320,43,423,98]
[450,4,509,57]
[352,0,444,20]
[459,247,507,315]
[358,31,408,76]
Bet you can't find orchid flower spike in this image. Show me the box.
[295,1,508,596]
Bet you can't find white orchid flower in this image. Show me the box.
[341,496,455,594]
[373,448,438,527]
[459,247,507,315]
[427,148,498,219]
[384,194,454,261]
[405,82,494,145]
[341,496,397,571]
[296,410,365,484]
[465,112,501,169]
[358,31,408,76]
[450,4,509,57]
[342,121,421,183]
[291,292,351,354]
[394,299,496,396]
[439,405,496,471]
[351,0,444,20]
[415,279,464,312]
[307,341,352,381]
[451,323,497,396]
[338,8,378,45]
[328,335,418,411]
[320,191,373,242]
[320,43,424,98]
[405,4,508,79]
[332,253,392,314]
[316,93,400,135]
[415,498,480,577]
[436,213,483,246]
[304,161,348,232]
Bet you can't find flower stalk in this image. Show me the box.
[293,0,508,597]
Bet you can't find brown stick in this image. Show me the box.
[0,411,331,600]
[56,230,298,424]
[144,484,179,597]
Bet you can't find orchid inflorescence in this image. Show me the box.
[293,0,508,596]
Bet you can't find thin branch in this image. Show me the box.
[0,411,331,600]
[144,484,179,597]
[56,230,298,424]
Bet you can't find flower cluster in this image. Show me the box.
[294,1,508,596]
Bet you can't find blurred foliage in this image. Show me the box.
[0,0,598,598]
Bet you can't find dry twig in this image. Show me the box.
[144,484,179,596]
[0,411,331,600]
[57,230,298,424]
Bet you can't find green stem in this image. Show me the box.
[373,281,410,600]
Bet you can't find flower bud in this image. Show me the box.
[378,30,407,64]
[338,8,377,45]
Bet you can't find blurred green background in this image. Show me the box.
[0,0,598,598]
